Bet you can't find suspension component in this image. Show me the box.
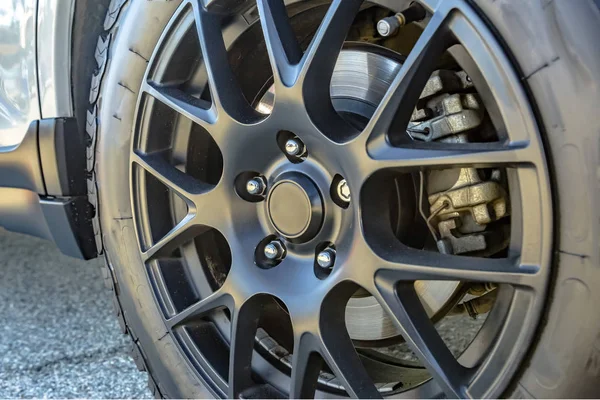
[449,289,498,318]
[376,3,427,37]
[468,282,497,296]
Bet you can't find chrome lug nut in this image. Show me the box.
[285,138,305,156]
[264,240,285,260]
[246,177,266,196]
[336,179,351,203]
[317,248,336,269]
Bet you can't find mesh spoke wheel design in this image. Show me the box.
[130,0,552,398]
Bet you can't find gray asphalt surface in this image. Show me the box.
[0,228,151,398]
[0,227,485,398]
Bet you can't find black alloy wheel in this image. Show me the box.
[129,0,552,398]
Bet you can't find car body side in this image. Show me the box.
[0,0,96,259]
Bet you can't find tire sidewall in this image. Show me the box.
[94,0,215,397]
[471,0,600,397]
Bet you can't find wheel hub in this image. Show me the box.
[257,46,459,343]
[267,173,323,242]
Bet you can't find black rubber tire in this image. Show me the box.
[86,0,600,397]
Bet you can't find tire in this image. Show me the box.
[84,0,600,398]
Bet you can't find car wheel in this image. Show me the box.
[85,0,600,398]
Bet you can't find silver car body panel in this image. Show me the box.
[0,0,40,148]
[0,0,74,149]
[37,0,74,120]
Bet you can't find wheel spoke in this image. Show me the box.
[289,332,322,399]
[365,8,453,146]
[374,243,539,288]
[299,0,363,139]
[447,9,532,144]
[299,0,363,88]
[140,186,228,261]
[317,284,381,399]
[228,296,267,398]
[256,0,303,87]
[317,326,380,399]
[133,150,230,260]
[190,0,258,123]
[143,81,215,132]
[374,280,468,398]
[367,140,535,172]
[132,150,212,203]
[166,287,231,328]
[142,213,204,261]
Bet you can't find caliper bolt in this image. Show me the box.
[317,248,336,269]
[336,179,351,203]
[246,176,266,196]
[264,240,285,261]
[377,3,427,37]
[285,138,305,157]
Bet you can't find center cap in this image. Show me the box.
[267,173,323,242]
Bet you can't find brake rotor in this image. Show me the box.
[257,44,460,343]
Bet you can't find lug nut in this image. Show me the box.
[264,240,285,261]
[285,138,305,156]
[317,248,336,269]
[246,177,266,196]
[336,179,351,203]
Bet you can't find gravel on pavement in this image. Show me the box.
[0,228,151,399]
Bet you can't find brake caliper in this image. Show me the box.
[411,70,510,255]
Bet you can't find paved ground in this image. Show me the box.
[0,228,485,398]
[0,229,151,398]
